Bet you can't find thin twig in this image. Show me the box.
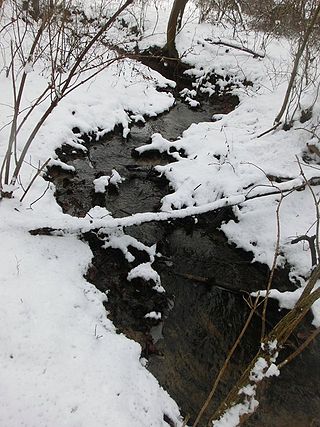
[181,414,190,427]
[257,121,281,139]
[277,326,320,370]
[291,234,317,267]
[296,156,320,265]
[28,181,50,209]
[20,157,51,202]
[261,194,283,340]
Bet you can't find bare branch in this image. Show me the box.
[277,326,320,370]
[274,2,320,125]
[291,234,317,267]
[20,157,51,202]
[203,37,265,58]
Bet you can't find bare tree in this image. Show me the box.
[31,0,40,19]
[166,0,189,58]
[274,1,320,126]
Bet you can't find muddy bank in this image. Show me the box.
[49,88,320,426]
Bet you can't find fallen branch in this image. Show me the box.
[29,173,320,236]
[203,38,265,58]
[29,226,65,236]
[257,121,281,139]
[173,271,246,295]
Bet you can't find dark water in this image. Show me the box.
[53,99,233,218]
[149,217,320,427]
[50,95,320,427]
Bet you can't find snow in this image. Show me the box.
[49,159,76,172]
[0,228,180,427]
[249,357,269,382]
[1,0,320,425]
[145,311,162,320]
[185,97,200,108]
[86,206,112,220]
[1,184,19,194]
[261,339,278,353]
[109,169,124,187]
[265,363,280,378]
[127,262,166,294]
[24,61,33,74]
[213,355,280,427]
[131,114,146,123]
[93,170,125,192]
[93,175,110,193]
[212,400,259,427]
[239,384,255,397]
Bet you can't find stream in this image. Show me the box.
[49,74,320,426]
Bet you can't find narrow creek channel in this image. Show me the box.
[49,75,320,426]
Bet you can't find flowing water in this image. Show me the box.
[49,86,320,426]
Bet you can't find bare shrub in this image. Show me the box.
[0,0,134,198]
[196,0,320,37]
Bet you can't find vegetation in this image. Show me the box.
[0,0,134,198]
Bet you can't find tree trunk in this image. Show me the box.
[31,0,40,20]
[166,0,189,58]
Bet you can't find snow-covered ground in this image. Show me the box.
[0,0,319,426]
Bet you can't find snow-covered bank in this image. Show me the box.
[0,228,180,426]
[0,2,183,425]
[0,75,181,424]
